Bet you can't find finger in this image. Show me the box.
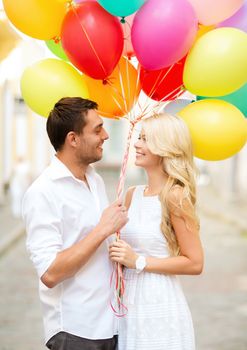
[111,256,123,263]
[111,241,122,248]
[112,198,123,207]
[109,247,123,253]
[117,239,128,246]
[110,252,123,258]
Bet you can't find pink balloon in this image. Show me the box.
[217,2,247,32]
[188,0,244,25]
[122,14,135,58]
[131,0,198,70]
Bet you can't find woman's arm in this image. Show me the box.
[109,188,204,275]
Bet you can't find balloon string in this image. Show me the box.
[122,19,132,60]
[146,84,185,116]
[70,5,108,78]
[124,52,131,117]
[102,76,129,117]
[112,115,146,316]
[149,63,175,99]
[117,64,129,115]
[133,64,141,111]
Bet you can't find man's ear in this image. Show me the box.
[66,131,78,148]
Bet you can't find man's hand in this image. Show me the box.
[97,199,128,237]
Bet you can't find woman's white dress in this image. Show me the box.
[118,185,195,350]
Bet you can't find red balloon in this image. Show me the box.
[61,2,124,79]
[140,57,186,101]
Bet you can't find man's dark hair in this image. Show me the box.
[46,97,98,151]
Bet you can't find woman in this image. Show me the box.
[109,112,204,350]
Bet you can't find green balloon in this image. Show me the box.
[45,40,69,62]
[98,0,145,17]
[197,83,247,117]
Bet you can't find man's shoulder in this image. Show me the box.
[24,166,54,198]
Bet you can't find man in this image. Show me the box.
[22,97,128,350]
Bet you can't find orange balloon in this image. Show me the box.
[84,57,141,118]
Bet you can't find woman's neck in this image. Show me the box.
[145,168,168,196]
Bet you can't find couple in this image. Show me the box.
[22,97,203,350]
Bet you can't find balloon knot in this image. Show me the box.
[67,0,75,10]
[52,36,60,44]
[102,79,108,85]
[120,17,126,24]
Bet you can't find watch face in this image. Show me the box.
[136,256,146,271]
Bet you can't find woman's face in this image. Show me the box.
[134,131,161,169]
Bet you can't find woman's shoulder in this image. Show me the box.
[124,185,144,209]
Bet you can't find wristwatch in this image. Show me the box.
[135,255,147,274]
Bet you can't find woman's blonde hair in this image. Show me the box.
[142,112,199,256]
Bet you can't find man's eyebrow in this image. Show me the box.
[93,122,103,129]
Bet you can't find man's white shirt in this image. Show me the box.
[22,157,117,343]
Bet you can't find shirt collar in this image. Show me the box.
[49,156,96,182]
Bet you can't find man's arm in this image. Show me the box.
[41,200,128,288]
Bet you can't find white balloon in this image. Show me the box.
[163,99,193,114]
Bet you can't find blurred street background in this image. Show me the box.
[1,1,247,349]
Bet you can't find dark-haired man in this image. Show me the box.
[22,97,128,350]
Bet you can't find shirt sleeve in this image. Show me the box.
[22,187,63,278]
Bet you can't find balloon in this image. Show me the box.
[178,99,247,161]
[75,0,97,2]
[197,83,247,117]
[196,24,215,40]
[140,57,186,101]
[131,0,198,70]
[3,0,67,40]
[0,18,20,62]
[187,0,244,25]
[163,99,193,114]
[20,59,89,117]
[97,0,145,17]
[61,2,124,79]
[84,57,141,119]
[122,14,135,59]
[46,40,69,61]
[217,2,247,32]
[183,28,247,96]
[74,0,97,4]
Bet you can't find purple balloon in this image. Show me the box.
[217,1,247,32]
[131,0,198,70]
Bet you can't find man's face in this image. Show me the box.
[75,109,109,165]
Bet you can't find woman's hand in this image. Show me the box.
[109,239,138,269]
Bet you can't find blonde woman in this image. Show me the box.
[109,113,204,350]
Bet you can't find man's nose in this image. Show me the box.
[103,128,109,140]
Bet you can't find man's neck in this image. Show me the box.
[56,153,88,182]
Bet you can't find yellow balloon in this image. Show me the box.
[178,99,247,161]
[84,57,141,119]
[21,59,89,117]
[196,24,215,40]
[183,28,247,96]
[3,0,67,40]
[0,18,20,62]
